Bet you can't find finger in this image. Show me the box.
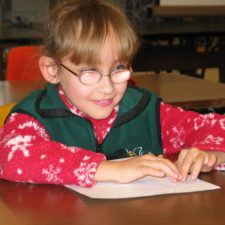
[154,155,180,174]
[207,153,217,167]
[148,160,180,181]
[142,165,165,178]
[163,159,182,180]
[203,153,209,165]
[190,155,205,180]
[141,154,180,175]
[176,149,189,170]
[179,152,195,182]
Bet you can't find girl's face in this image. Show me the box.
[58,37,128,120]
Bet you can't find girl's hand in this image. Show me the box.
[176,147,217,182]
[95,154,181,184]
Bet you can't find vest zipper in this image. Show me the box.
[95,126,115,153]
[96,143,103,153]
[84,117,106,153]
[84,117,116,154]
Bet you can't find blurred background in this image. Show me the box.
[1,0,225,83]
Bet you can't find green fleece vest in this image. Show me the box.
[10,83,163,159]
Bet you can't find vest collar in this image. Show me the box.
[36,83,153,127]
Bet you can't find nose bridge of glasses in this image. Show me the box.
[99,73,113,85]
[102,73,111,78]
[98,73,115,92]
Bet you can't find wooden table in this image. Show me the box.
[134,73,225,109]
[0,80,45,105]
[0,171,225,225]
[1,74,225,109]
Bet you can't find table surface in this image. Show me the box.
[0,79,46,106]
[1,75,225,225]
[0,171,225,225]
[134,73,225,109]
[1,73,225,109]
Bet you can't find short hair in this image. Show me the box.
[43,0,139,65]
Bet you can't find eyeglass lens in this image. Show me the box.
[58,62,131,85]
[79,70,131,85]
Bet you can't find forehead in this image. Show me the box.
[97,34,119,64]
[68,24,121,65]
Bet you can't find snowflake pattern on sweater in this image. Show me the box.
[1,86,225,187]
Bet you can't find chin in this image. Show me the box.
[89,111,112,120]
[92,115,110,120]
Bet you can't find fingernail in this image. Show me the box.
[172,173,178,179]
[171,178,178,183]
[158,171,165,177]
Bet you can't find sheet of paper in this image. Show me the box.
[65,176,220,199]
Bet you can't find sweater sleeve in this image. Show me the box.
[160,102,225,170]
[0,113,106,187]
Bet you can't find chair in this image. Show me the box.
[5,45,138,85]
[0,103,16,127]
[6,45,43,81]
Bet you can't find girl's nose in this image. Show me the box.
[97,75,114,94]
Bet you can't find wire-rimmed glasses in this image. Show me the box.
[57,62,131,86]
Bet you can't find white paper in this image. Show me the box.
[65,176,220,199]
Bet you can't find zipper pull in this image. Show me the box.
[106,149,129,160]
[96,143,103,153]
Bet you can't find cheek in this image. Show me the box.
[67,85,92,103]
[115,83,128,96]
[60,78,92,103]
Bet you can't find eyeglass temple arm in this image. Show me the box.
[54,59,79,77]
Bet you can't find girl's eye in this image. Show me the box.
[114,64,128,71]
[81,68,97,73]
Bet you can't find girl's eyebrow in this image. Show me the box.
[71,63,93,69]
[75,60,125,71]
[81,67,97,71]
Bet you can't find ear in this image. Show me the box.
[39,56,60,84]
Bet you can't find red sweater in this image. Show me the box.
[1,87,225,187]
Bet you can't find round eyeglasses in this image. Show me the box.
[57,62,131,86]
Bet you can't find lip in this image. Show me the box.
[92,98,113,107]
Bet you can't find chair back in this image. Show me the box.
[0,103,16,127]
[6,46,43,81]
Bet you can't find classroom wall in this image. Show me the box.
[11,0,49,24]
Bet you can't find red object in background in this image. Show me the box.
[128,77,137,86]
[6,45,138,85]
[6,45,43,81]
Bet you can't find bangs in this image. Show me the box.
[44,0,139,65]
[68,6,139,65]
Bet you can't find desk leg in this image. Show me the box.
[0,46,4,80]
[219,67,225,83]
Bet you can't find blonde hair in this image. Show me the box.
[43,0,139,65]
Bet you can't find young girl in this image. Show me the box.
[1,0,225,187]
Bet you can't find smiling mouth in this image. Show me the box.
[93,98,113,106]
